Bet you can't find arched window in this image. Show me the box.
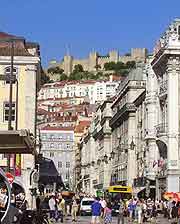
[4,67,17,84]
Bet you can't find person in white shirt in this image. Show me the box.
[99,197,107,218]
[49,195,56,220]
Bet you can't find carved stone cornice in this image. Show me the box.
[167,56,180,73]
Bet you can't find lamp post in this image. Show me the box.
[0,37,23,172]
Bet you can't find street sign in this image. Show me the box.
[5,172,14,184]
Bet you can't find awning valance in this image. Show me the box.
[0,130,35,154]
[133,187,146,195]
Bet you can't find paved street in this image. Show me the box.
[55,215,170,223]
[59,216,118,223]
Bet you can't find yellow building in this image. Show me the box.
[0,32,41,200]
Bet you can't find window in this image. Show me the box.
[4,102,16,121]
[50,143,54,148]
[58,161,62,168]
[5,67,17,84]
[50,152,54,157]
[66,172,69,180]
[67,144,70,149]
[66,162,70,168]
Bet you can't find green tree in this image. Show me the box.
[40,68,50,85]
[60,73,68,81]
[69,72,83,81]
[47,66,64,74]
[115,62,126,71]
[95,72,103,80]
[126,61,136,69]
[104,62,116,71]
[73,64,84,73]
[94,64,101,71]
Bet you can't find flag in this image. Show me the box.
[15,154,21,176]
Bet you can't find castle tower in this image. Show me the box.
[88,51,98,71]
[64,55,73,75]
[109,50,119,62]
[131,48,147,61]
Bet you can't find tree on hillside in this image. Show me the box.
[73,64,84,73]
[41,68,50,85]
[126,61,136,69]
[60,73,68,81]
[69,72,83,81]
[94,64,101,71]
[115,62,126,71]
[104,62,116,71]
[47,66,64,74]
[95,72,103,80]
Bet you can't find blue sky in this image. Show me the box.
[0,0,180,67]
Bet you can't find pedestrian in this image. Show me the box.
[104,202,112,224]
[48,195,56,221]
[135,200,142,224]
[91,197,102,224]
[71,197,78,222]
[128,199,136,222]
[170,201,178,224]
[36,196,41,211]
[57,197,65,223]
[117,199,124,224]
[99,197,107,218]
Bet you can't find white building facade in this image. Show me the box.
[40,127,75,189]
[38,80,119,104]
[146,19,180,194]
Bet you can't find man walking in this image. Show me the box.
[117,200,124,224]
[48,194,56,221]
[91,197,102,224]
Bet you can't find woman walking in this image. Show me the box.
[104,202,112,224]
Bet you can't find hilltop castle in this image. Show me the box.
[49,48,147,75]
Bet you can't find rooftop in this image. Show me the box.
[41,125,74,131]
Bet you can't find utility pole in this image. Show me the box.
[8,40,14,131]
[7,40,14,172]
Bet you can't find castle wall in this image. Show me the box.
[48,48,147,75]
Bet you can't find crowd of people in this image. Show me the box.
[89,197,180,224]
[4,187,180,224]
[35,192,81,223]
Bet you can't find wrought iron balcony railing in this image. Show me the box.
[159,81,167,96]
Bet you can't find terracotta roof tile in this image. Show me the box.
[41,125,74,131]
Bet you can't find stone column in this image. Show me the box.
[167,56,180,192]
[127,113,136,186]
[103,136,111,189]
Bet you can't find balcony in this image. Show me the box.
[159,81,167,100]
[101,109,112,125]
[110,103,136,129]
[156,123,167,137]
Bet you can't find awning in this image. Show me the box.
[133,187,146,195]
[39,157,64,187]
[11,177,25,195]
[0,130,36,154]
